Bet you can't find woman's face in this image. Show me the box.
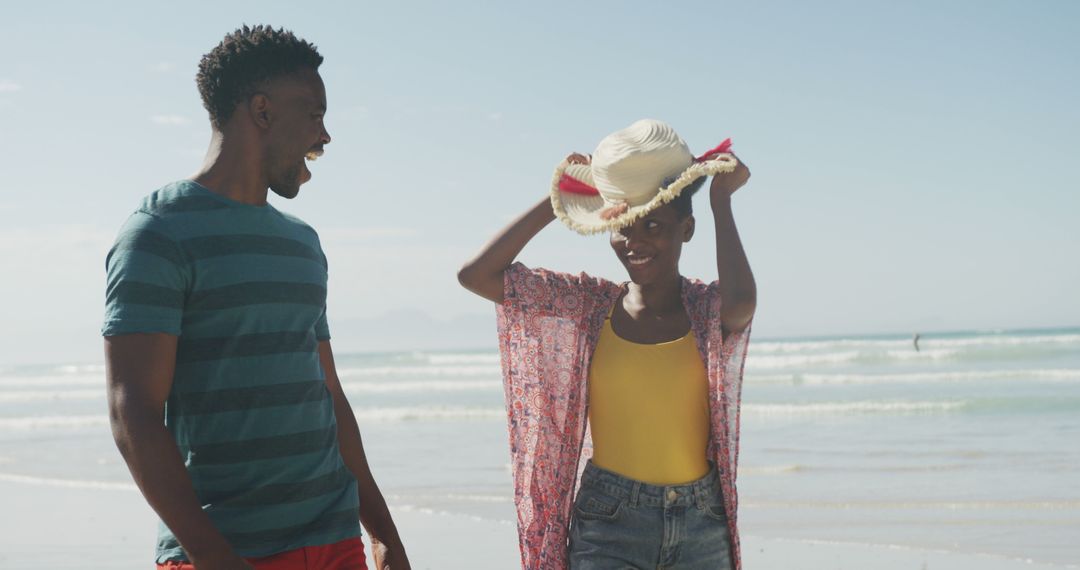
[609,203,694,285]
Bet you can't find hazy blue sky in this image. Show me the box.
[1,0,1077,364]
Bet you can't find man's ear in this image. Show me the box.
[684,215,696,242]
[248,93,272,129]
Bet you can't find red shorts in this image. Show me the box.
[156,537,367,570]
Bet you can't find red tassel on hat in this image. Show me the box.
[558,173,600,196]
[694,138,733,162]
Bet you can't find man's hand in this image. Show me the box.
[710,154,751,198]
[371,540,411,570]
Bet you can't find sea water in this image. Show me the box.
[1,327,1077,565]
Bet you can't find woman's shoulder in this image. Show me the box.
[681,275,718,297]
[510,262,620,293]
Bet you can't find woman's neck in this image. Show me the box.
[624,274,683,316]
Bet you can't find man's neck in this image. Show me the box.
[191,130,270,206]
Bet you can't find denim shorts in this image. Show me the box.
[568,461,733,570]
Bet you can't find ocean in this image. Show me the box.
[1,327,1077,566]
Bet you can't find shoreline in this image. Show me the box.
[0,478,1074,569]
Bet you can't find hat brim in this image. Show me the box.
[550,155,739,235]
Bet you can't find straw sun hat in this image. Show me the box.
[550,119,738,235]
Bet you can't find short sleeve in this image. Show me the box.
[501,262,606,321]
[314,238,331,341]
[101,211,190,337]
[315,305,331,341]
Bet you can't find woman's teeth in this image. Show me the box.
[305,150,322,161]
[628,256,654,266]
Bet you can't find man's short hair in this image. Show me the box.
[197,25,324,129]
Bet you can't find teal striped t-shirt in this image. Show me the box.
[102,180,360,563]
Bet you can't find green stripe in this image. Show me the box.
[107,281,185,309]
[174,380,328,415]
[226,507,359,550]
[110,229,186,266]
[182,234,324,263]
[203,467,354,508]
[150,196,231,213]
[187,282,325,311]
[177,331,317,363]
[189,426,336,466]
[173,351,323,391]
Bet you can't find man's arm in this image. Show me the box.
[105,333,252,570]
[319,341,410,570]
[709,156,757,334]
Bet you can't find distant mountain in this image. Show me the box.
[328,310,498,354]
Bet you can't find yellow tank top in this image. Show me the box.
[587,315,710,485]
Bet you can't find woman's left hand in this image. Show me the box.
[710,154,751,198]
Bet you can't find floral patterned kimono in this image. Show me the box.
[496,263,752,569]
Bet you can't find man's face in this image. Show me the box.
[263,68,330,199]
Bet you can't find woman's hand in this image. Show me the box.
[710,154,751,199]
[565,152,591,165]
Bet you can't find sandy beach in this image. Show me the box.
[0,478,1074,570]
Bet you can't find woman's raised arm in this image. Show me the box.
[709,155,756,334]
[458,153,590,303]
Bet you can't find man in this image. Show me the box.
[103,25,409,570]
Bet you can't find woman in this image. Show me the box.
[458,119,755,569]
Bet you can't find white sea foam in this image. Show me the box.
[337,365,502,378]
[739,464,805,475]
[0,415,109,430]
[342,380,501,393]
[751,333,1080,355]
[928,334,1080,348]
[0,374,104,388]
[52,364,107,375]
[881,348,962,361]
[442,493,513,503]
[746,351,862,369]
[0,408,505,430]
[0,389,102,403]
[422,353,501,365]
[747,368,1080,386]
[752,339,910,353]
[0,380,503,400]
[794,367,1080,384]
[743,400,966,416]
[0,471,136,491]
[743,341,1080,369]
[354,407,505,422]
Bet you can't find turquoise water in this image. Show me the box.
[1,327,1078,565]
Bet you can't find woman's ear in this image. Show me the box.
[683,215,695,242]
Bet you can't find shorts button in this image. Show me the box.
[667,489,678,502]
